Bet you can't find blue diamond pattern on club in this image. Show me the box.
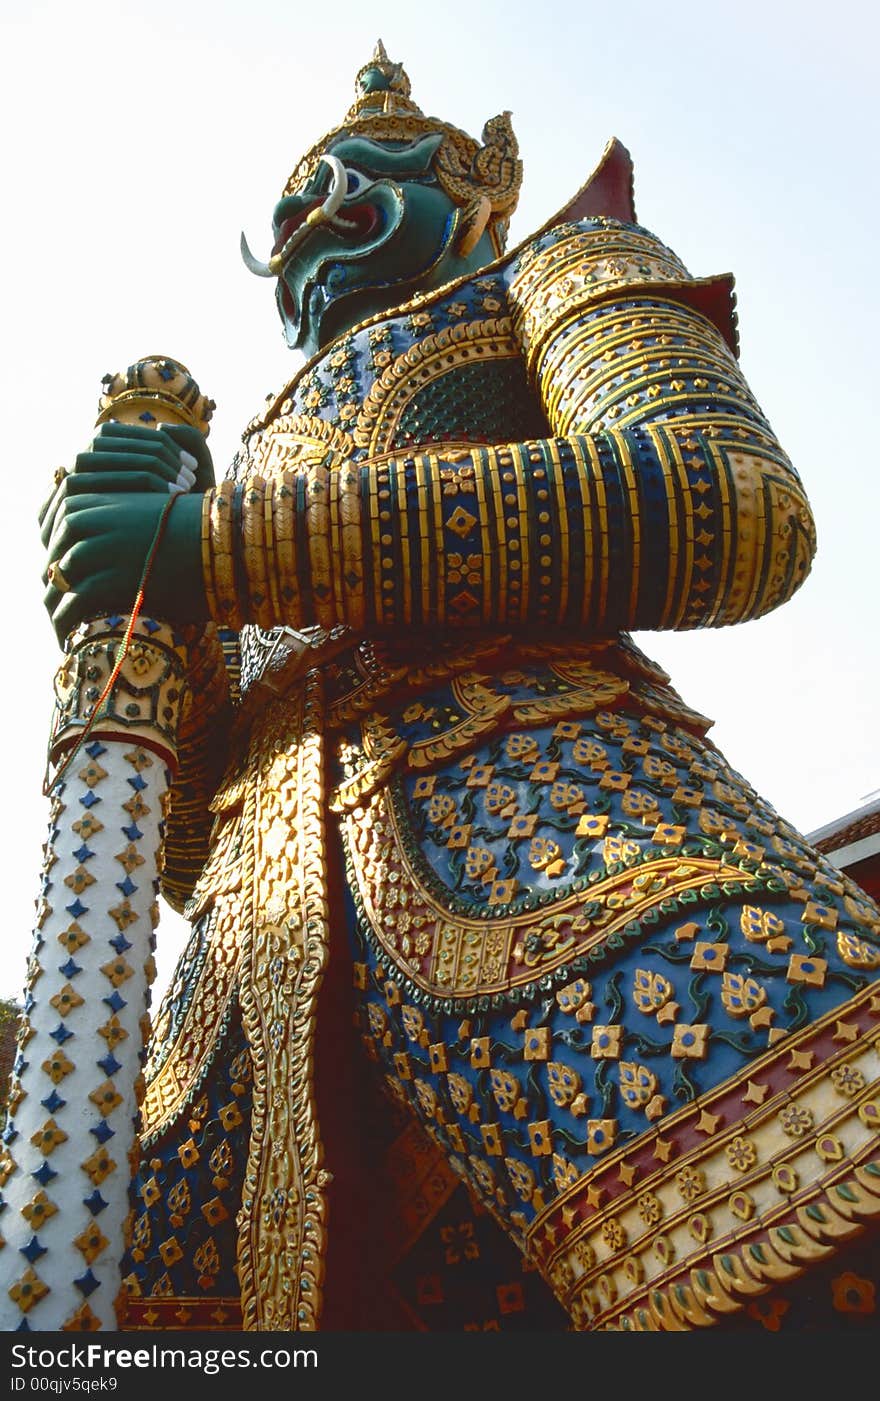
[20,1236,46,1263]
[74,1270,100,1297]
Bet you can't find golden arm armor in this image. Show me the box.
[506,217,818,627]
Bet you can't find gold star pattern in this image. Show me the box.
[21,1190,57,1228]
[41,1049,75,1084]
[123,747,153,772]
[30,1118,67,1155]
[115,843,146,875]
[58,922,89,953]
[100,956,134,987]
[107,900,139,932]
[832,1021,859,1043]
[49,983,84,1017]
[61,1302,101,1332]
[73,1224,109,1265]
[64,867,95,895]
[742,1081,770,1106]
[78,761,107,788]
[696,1110,723,1135]
[89,1081,124,1118]
[81,1146,117,1185]
[8,1267,49,1314]
[97,1015,128,1049]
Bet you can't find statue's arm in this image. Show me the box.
[42,222,816,641]
[502,216,817,630]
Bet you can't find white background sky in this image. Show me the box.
[1,0,877,1004]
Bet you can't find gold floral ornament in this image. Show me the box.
[547,1062,583,1108]
[632,968,673,1015]
[73,1224,109,1265]
[720,970,766,1019]
[553,1154,579,1191]
[837,930,880,968]
[61,1302,101,1332]
[21,1190,57,1227]
[30,1118,67,1155]
[618,1061,657,1111]
[8,1268,49,1315]
[282,41,523,259]
[490,1068,521,1113]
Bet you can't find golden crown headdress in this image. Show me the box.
[283,41,523,254]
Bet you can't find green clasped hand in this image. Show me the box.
[39,421,213,646]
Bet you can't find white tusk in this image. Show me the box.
[316,154,347,218]
[240,155,349,280]
[240,230,275,278]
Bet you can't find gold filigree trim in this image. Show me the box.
[352,318,519,455]
[326,637,513,728]
[241,413,353,478]
[140,895,245,1139]
[610,1154,880,1331]
[346,781,751,998]
[521,980,880,1329]
[236,672,331,1331]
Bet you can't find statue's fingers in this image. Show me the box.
[82,438,195,492]
[48,529,155,645]
[93,421,180,446]
[40,482,110,550]
[81,440,180,477]
[43,498,118,564]
[37,485,61,533]
[38,478,73,546]
[160,423,215,492]
[71,453,180,487]
[91,423,187,474]
[42,537,80,600]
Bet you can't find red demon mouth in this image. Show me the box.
[272,200,381,257]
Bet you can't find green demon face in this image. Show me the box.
[258,134,495,356]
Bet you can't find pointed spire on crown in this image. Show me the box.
[354,39,413,100]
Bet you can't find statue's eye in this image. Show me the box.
[344,167,372,199]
